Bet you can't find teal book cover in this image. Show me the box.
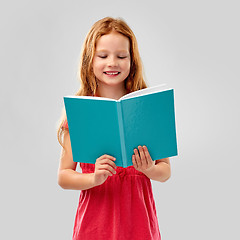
[64,85,178,167]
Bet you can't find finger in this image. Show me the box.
[98,158,117,170]
[134,148,141,167]
[98,154,116,161]
[96,155,116,166]
[132,154,138,169]
[138,146,147,166]
[143,146,151,162]
[98,169,113,177]
[143,146,155,166]
[98,163,116,175]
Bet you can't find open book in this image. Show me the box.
[64,84,178,167]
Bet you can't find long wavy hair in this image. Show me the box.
[57,17,147,147]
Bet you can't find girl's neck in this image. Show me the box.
[96,85,127,100]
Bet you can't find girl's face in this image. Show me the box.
[93,31,131,89]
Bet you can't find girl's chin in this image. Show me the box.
[98,80,125,87]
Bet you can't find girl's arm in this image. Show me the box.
[132,146,171,182]
[144,157,171,182]
[58,131,95,190]
[58,132,116,190]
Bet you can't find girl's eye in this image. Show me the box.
[98,55,107,58]
[118,56,127,59]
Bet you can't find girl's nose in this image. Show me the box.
[107,56,118,67]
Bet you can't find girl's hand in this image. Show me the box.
[93,154,117,186]
[132,146,155,174]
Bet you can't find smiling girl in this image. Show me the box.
[57,17,171,240]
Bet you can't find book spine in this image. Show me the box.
[116,102,127,167]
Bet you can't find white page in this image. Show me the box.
[65,84,172,102]
[119,84,171,101]
[64,95,116,101]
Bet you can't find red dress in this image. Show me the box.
[62,122,161,240]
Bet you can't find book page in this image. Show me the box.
[119,84,171,101]
[65,95,116,101]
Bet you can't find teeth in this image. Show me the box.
[105,72,119,75]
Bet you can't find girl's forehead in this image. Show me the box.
[96,32,130,51]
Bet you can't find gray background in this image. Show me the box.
[1,0,239,239]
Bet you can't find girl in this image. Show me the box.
[57,17,171,240]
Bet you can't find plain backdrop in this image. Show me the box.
[1,0,239,239]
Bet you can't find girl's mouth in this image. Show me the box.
[104,71,120,76]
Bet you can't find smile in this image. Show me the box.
[104,71,120,75]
